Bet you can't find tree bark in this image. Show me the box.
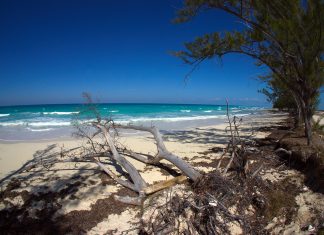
[300,98,313,145]
[304,108,313,146]
[291,93,302,128]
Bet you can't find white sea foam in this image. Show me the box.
[115,115,229,124]
[180,110,191,113]
[203,110,212,113]
[234,113,249,117]
[0,120,71,127]
[0,121,25,126]
[0,113,250,129]
[43,111,79,115]
[29,121,71,127]
[0,114,10,117]
[109,110,119,113]
[27,127,54,132]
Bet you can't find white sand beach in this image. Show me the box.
[0,112,286,182]
[0,112,323,234]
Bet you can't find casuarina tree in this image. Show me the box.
[175,0,324,145]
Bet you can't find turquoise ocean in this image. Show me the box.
[0,103,266,141]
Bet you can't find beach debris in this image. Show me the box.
[20,95,202,206]
[209,200,218,207]
[86,121,201,205]
[4,96,315,234]
[307,224,315,232]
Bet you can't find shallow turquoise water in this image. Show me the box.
[0,103,265,141]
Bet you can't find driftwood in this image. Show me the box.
[114,124,201,181]
[219,99,251,177]
[0,97,274,234]
[144,175,187,195]
[70,95,259,206]
[0,116,202,205]
[66,116,202,205]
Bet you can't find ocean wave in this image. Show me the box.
[115,115,229,124]
[0,121,25,126]
[0,114,10,117]
[29,121,71,127]
[0,113,250,128]
[26,127,54,132]
[234,113,249,117]
[180,110,191,113]
[203,110,212,113]
[108,110,119,113]
[72,115,231,125]
[0,120,71,127]
[43,111,79,115]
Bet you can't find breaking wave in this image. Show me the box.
[43,111,79,115]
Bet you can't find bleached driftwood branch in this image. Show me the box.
[113,124,201,181]
[71,120,202,205]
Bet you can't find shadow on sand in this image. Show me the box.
[0,144,136,234]
[0,139,187,234]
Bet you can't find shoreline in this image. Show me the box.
[0,110,287,184]
[0,110,323,234]
[0,105,271,142]
[0,109,286,143]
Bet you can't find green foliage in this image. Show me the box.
[175,0,324,143]
[259,87,296,110]
[259,72,297,110]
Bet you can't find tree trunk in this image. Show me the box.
[300,98,313,145]
[304,108,313,146]
[291,93,302,128]
[295,105,302,128]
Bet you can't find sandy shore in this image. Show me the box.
[1,111,323,234]
[314,111,324,125]
[0,112,286,180]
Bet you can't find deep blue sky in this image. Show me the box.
[0,0,323,108]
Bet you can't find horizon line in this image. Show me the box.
[0,102,269,108]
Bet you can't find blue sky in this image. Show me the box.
[0,0,323,108]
